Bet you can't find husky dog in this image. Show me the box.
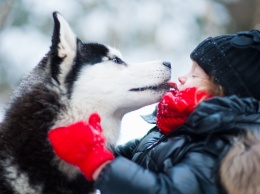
[0,12,171,194]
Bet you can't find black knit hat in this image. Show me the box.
[190,30,260,100]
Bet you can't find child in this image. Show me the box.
[49,30,260,194]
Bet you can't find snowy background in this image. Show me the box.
[0,0,259,144]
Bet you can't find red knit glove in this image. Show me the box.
[48,113,114,181]
[157,87,211,134]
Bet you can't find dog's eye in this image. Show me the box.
[111,57,124,64]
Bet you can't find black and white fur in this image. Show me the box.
[0,12,171,194]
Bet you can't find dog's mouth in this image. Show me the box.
[129,81,170,92]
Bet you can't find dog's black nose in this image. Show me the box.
[163,61,171,68]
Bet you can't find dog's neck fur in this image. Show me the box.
[100,112,122,149]
[54,101,122,150]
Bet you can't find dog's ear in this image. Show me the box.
[50,12,77,84]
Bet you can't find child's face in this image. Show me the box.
[177,61,210,91]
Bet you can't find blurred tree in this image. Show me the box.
[221,0,260,31]
[253,0,260,29]
[0,0,13,31]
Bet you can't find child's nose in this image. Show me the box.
[178,76,186,84]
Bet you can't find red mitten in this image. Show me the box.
[48,113,114,181]
[157,87,211,134]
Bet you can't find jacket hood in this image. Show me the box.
[183,95,260,135]
[186,95,260,194]
[220,130,260,194]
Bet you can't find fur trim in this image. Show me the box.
[220,131,260,194]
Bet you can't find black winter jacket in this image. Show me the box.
[95,96,260,194]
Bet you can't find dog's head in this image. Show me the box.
[46,12,171,146]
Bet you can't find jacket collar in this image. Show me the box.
[141,107,157,124]
[183,95,260,135]
[142,95,260,135]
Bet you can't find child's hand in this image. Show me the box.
[157,87,211,134]
[48,113,114,181]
